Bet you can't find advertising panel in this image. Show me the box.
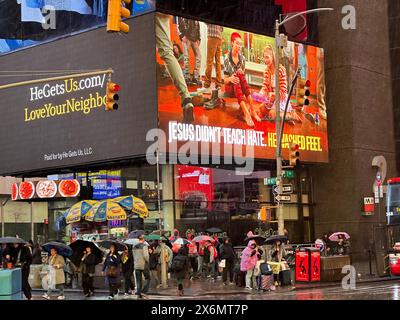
[11,179,80,200]
[156,13,328,162]
[177,165,214,210]
[0,14,156,175]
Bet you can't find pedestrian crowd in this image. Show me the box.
[2,227,340,300]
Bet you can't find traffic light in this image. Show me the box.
[106,81,120,111]
[289,143,300,167]
[107,0,131,33]
[296,78,311,109]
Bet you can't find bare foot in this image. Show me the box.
[244,114,254,127]
[251,108,261,122]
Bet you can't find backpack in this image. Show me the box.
[203,246,211,264]
[171,255,186,272]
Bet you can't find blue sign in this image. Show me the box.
[92,178,122,200]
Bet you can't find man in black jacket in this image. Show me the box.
[178,17,202,86]
[219,237,236,285]
[13,243,33,300]
[121,246,135,295]
[81,246,98,297]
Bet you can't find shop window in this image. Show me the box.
[303,205,310,217]
[283,204,298,220]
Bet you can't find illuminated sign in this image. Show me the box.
[11,179,80,201]
[156,13,328,163]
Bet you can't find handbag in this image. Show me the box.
[280,261,289,271]
[260,263,273,275]
[106,265,118,278]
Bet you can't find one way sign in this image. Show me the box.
[273,184,293,194]
[275,195,291,202]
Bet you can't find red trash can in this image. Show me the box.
[295,247,320,282]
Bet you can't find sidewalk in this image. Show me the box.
[32,262,400,297]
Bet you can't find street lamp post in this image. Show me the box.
[274,8,333,235]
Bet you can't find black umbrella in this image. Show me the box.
[244,235,266,246]
[0,237,26,244]
[69,240,103,267]
[128,230,145,239]
[263,235,288,245]
[206,227,222,234]
[42,242,73,257]
[98,240,126,252]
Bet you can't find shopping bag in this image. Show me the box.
[47,266,56,290]
[218,259,226,268]
[268,261,281,275]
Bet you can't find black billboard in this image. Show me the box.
[0,13,157,176]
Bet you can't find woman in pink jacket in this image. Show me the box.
[240,240,262,290]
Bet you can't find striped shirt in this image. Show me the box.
[207,24,223,39]
[260,64,288,102]
[223,51,246,76]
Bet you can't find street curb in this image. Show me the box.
[293,276,400,291]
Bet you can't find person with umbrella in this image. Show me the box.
[171,246,189,296]
[322,233,334,256]
[219,237,236,286]
[155,238,173,288]
[133,235,151,299]
[80,246,99,297]
[102,244,121,299]
[2,244,16,268]
[187,234,198,280]
[42,247,66,300]
[148,245,160,288]
[121,245,135,296]
[240,240,262,290]
[336,233,350,255]
[32,243,43,265]
[13,242,33,300]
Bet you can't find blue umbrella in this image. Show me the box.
[128,229,145,239]
[42,241,73,257]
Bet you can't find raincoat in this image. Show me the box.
[240,240,259,272]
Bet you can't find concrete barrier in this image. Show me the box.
[320,255,351,282]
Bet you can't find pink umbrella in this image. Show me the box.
[329,232,350,242]
[193,235,213,243]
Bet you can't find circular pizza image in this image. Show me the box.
[11,183,19,200]
[19,181,35,199]
[36,180,58,198]
[59,180,80,197]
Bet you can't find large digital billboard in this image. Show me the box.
[156,13,328,163]
[0,14,157,175]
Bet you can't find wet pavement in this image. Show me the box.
[30,277,400,300]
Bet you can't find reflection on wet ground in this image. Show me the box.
[31,281,400,300]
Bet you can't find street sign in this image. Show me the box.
[265,177,277,186]
[363,197,374,213]
[274,184,293,194]
[283,170,295,179]
[275,195,291,202]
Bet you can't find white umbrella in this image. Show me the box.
[124,238,149,246]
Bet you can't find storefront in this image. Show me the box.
[0,12,326,245]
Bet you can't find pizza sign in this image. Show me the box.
[11,179,80,200]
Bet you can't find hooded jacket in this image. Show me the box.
[240,240,259,272]
[133,242,149,271]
